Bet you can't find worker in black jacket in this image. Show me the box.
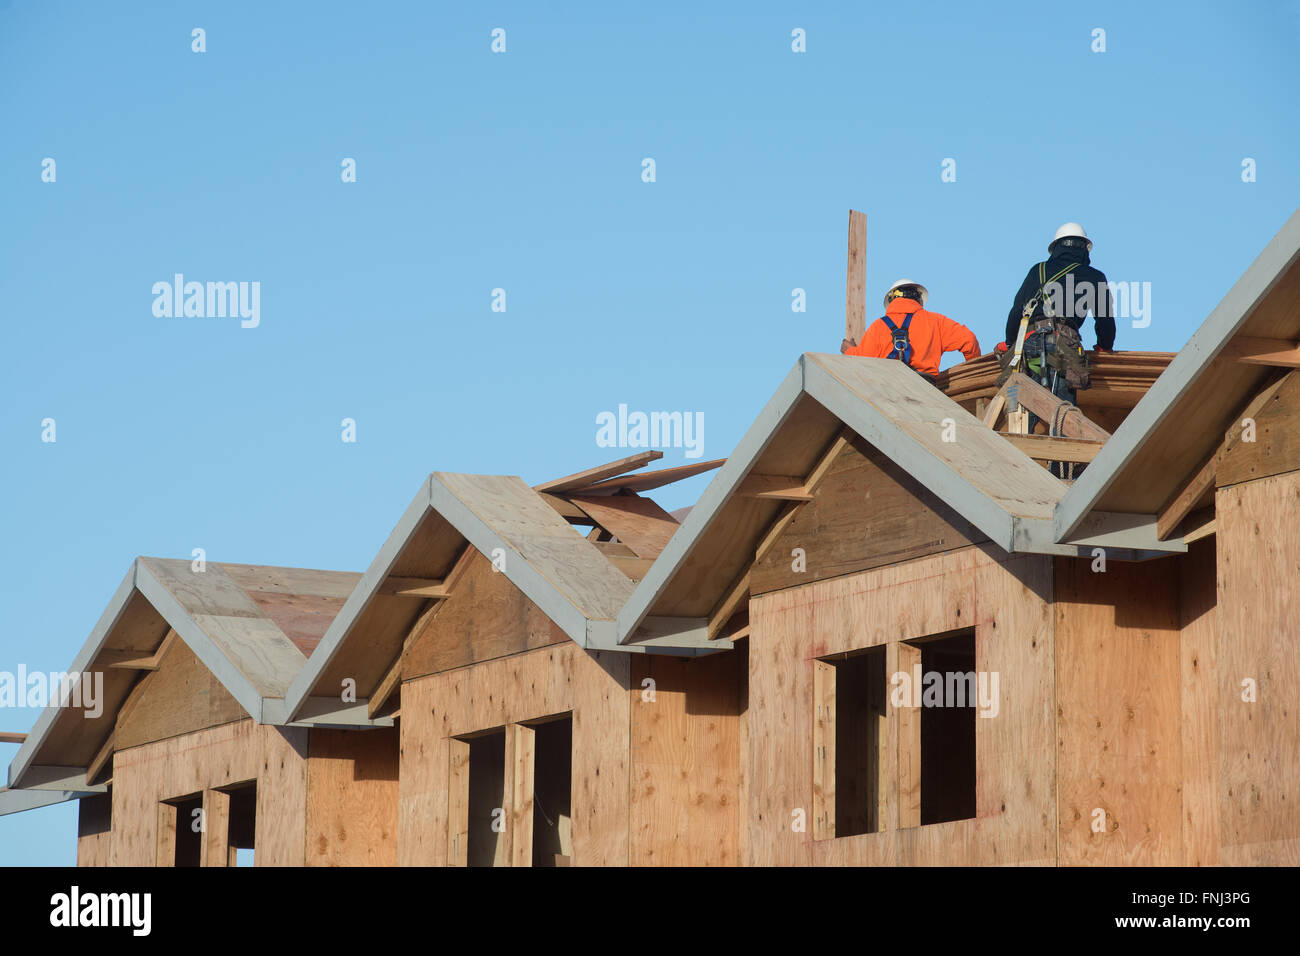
[998,222,1115,478]
[1002,223,1116,353]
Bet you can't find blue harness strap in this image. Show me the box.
[879,313,915,366]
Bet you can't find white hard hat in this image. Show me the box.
[1050,222,1092,252]
[884,278,928,309]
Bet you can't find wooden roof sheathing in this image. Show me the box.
[5,559,357,799]
[285,471,638,722]
[613,353,1073,642]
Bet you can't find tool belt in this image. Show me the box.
[996,319,1091,390]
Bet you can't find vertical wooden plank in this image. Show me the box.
[155,802,177,867]
[897,642,921,830]
[510,723,536,867]
[447,737,470,867]
[200,789,231,867]
[845,209,867,346]
[1216,474,1300,864]
[812,659,835,840]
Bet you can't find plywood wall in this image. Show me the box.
[1054,556,1183,864]
[115,636,246,751]
[750,436,987,596]
[746,545,1056,865]
[398,642,631,866]
[402,550,568,682]
[109,719,308,866]
[628,646,747,865]
[1178,537,1220,866]
[305,728,400,866]
[1216,471,1300,864]
[76,793,113,867]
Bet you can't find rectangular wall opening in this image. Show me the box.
[529,714,573,866]
[904,629,977,826]
[814,645,887,839]
[224,781,257,867]
[465,729,507,867]
[168,794,203,867]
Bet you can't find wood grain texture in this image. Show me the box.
[398,642,631,866]
[434,473,634,621]
[115,636,246,751]
[1054,556,1183,865]
[628,647,746,865]
[750,435,986,595]
[746,546,1054,865]
[570,494,680,559]
[401,549,567,681]
[305,728,400,866]
[1179,538,1220,866]
[1216,370,1300,487]
[1216,472,1300,864]
[109,720,308,866]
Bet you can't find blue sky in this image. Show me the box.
[1,1,1296,865]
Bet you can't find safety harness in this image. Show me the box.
[880,312,915,366]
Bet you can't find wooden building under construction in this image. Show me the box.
[4,208,1300,866]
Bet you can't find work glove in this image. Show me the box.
[840,337,857,354]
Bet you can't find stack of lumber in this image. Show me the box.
[935,350,1174,407]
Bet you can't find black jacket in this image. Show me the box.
[1004,245,1116,350]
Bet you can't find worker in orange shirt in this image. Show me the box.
[841,279,981,381]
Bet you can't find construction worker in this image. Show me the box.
[841,279,981,382]
[999,223,1116,406]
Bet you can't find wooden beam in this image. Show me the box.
[200,789,232,867]
[1003,373,1111,442]
[1181,507,1216,544]
[898,643,922,829]
[569,458,726,496]
[737,474,815,501]
[368,596,444,717]
[156,802,177,866]
[510,724,535,868]
[997,432,1105,463]
[705,429,852,638]
[96,649,162,671]
[532,451,663,495]
[85,730,115,785]
[813,659,835,840]
[0,732,28,744]
[378,576,450,599]
[1226,336,1300,368]
[845,209,867,347]
[981,390,1007,430]
[1156,451,1217,540]
[707,569,751,639]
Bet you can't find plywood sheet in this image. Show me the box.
[750,435,986,595]
[115,636,246,751]
[402,549,567,681]
[571,494,680,559]
[306,728,399,866]
[1216,472,1300,863]
[398,643,631,866]
[1054,556,1183,865]
[628,647,746,865]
